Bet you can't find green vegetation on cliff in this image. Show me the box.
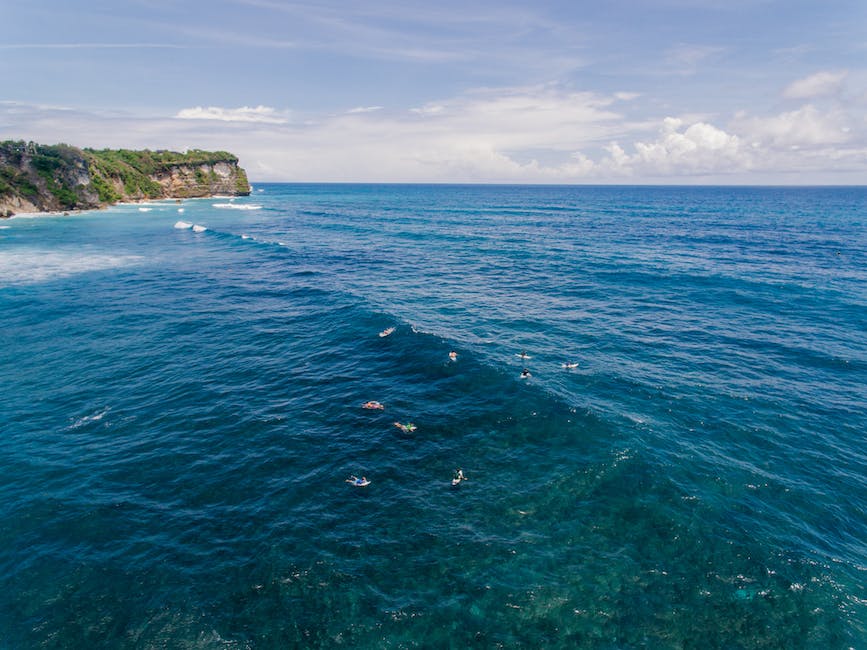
[0,142,87,210]
[84,148,244,200]
[0,140,250,216]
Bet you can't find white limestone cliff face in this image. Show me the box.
[150,162,249,198]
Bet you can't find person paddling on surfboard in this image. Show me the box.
[452,468,466,484]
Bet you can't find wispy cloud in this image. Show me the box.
[347,106,383,114]
[0,43,188,49]
[175,106,289,124]
[664,44,726,75]
[156,24,299,50]
[223,0,587,71]
[783,71,847,100]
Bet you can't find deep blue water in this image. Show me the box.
[1,184,865,647]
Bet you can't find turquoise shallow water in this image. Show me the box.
[1,184,865,647]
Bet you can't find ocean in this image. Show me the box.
[0,184,865,647]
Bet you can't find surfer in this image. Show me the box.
[453,468,466,483]
[346,475,369,486]
[394,422,417,433]
[519,350,529,360]
[520,368,531,379]
[362,400,384,410]
[449,351,458,361]
[562,362,579,369]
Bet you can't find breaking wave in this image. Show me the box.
[212,203,262,211]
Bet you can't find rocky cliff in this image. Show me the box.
[0,141,250,217]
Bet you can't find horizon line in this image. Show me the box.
[247,180,867,189]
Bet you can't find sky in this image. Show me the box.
[1,0,866,184]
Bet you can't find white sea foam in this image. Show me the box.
[174,221,193,229]
[212,203,262,211]
[178,208,185,213]
[0,249,143,286]
[138,207,152,212]
[9,209,89,220]
[68,407,110,430]
[192,224,207,233]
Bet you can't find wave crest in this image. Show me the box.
[212,203,262,211]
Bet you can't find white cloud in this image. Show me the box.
[783,71,847,99]
[410,104,445,116]
[3,90,867,184]
[732,104,850,147]
[600,117,748,176]
[401,86,624,151]
[175,105,289,124]
[347,106,383,114]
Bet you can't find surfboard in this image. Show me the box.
[346,478,371,487]
[562,362,579,369]
[379,327,395,337]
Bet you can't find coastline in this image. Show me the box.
[2,192,253,219]
[0,142,251,218]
